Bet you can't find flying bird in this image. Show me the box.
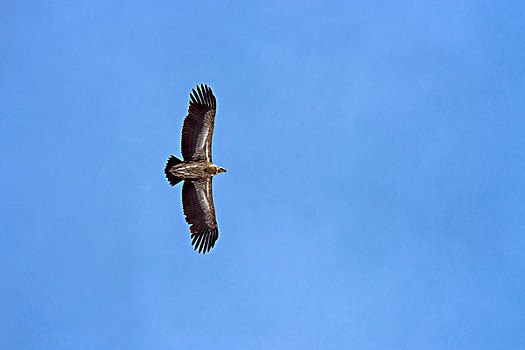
[164,84,226,254]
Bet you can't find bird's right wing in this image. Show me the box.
[181,84,216,162]
[182,178,219,254]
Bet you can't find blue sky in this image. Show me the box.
[2,1,524,349]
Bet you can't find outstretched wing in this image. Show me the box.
[181,84,216,162]
[181,178,219,254]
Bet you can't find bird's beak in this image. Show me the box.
[219,167,227,173]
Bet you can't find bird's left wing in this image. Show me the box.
[182,178,219,254]
[181,84,216,162]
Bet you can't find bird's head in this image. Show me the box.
[206,165,227,175]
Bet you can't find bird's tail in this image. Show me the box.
[164,155,183,186]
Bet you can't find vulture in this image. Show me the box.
[164,84,226,254]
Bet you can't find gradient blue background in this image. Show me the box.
[2,1,524,349]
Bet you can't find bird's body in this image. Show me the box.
[164,84,226,254]
[170,161,224,179]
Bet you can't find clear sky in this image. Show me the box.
[2,1,524,349]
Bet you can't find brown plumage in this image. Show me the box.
[164,84,226,254]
